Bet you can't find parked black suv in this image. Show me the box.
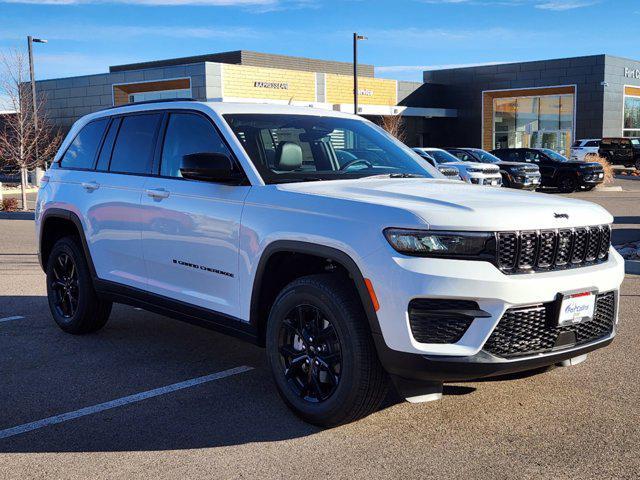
[491,148,604,192]
[447,148,541,190]
[598,137,640,169]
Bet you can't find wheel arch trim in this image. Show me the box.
[249,240,382,340]
[39,208,97,278]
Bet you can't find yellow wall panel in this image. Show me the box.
[325,74,397,106]
[222,64,316,101]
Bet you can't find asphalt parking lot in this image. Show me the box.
[0,183,639,479]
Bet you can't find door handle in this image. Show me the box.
[145,188,170,200]
[81,181,100,191]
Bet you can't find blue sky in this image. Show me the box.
[0,0,638,82]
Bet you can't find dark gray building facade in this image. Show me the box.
[423,54,640,155]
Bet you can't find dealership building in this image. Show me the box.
[37,51,640,156]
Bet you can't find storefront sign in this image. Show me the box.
[625,67,640,79]
[254,81,289,90]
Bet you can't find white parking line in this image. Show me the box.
[0,365,253,440]
[0,316,24,323]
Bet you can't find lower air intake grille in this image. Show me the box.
[408,299,479,344]
[483,291,616,358]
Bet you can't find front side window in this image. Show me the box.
[60,119,108,169]
[109,113,162,175]
[161,113,232,178]
[223,114,436,183]
[542,149,569,162]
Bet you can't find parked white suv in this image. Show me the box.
[36,101,624,426]
[414,147,502,186]
[571,139,601,161]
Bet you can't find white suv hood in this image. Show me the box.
[279,177,612,231]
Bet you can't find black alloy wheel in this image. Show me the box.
[558,175,578,193]
[46,236,112,334]
[50,252,79,318]
[278,304,342,403]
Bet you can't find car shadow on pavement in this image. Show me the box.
[0,299,409,453]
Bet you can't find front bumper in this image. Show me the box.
[579,173,605,185]
[468,174,502,187]
[373,332,614,382]
[507,174,541,189]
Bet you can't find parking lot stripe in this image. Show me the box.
[0,365,253,440]
[0,316,24,323]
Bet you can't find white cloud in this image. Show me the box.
[534,0,595,10]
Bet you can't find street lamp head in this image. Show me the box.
[33,38,48,44]
[356,35,367,41]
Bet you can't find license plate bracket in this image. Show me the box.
[556,291,596,327]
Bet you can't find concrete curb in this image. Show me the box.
[0,211,35,220]
[625,260,640,275]
[595,185,623,192]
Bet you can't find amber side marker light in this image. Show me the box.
[364,278,380,311]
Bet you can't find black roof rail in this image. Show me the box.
[100,98,197,111]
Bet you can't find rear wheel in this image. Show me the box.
[46,236,112,334]
[266,274,388,427]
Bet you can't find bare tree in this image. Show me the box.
[0,48,61,210]
[379,114,406,144]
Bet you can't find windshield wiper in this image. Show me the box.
[388,173,426,178]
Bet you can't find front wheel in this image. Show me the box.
[46,236,112,334]
[266,274,389,427]
[558,175,578,193]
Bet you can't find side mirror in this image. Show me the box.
[179,152,244,184]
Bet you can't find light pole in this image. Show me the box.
[353,33,367,115]
[27,35,47,170]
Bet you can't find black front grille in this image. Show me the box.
[483,291,616,358]
[497,225,610,274]
[408,299,479,344]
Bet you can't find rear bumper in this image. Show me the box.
[374,332,614,382]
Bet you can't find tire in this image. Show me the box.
[558,175,578,193]
[265,274,389,427]
[46,236,112,334]
[635,159,640,172]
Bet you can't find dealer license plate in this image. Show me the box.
[558,292,595,326]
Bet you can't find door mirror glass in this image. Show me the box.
[180,152,243,183]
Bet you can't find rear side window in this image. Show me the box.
[160,113,231,178]
[109,113,162,175]
[60,119,108,169]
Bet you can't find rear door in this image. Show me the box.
[140,110,250,317]
[84,112,162,290]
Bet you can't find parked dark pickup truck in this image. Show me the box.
[598,137,640,169]
[491,148,604,193]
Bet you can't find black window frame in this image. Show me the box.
[57,118,110,171]
[154,109,248,184]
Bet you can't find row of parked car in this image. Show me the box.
[571,136,640,169]
[412,147,605,193]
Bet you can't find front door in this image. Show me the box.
[140,111,250,318]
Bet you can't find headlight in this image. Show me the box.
[383,228,496,259]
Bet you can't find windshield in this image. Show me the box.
[542,149,569,162]
[631,139,640,146]
[427,149,459,164]
[223,114,438,183]
[469,149,500,164]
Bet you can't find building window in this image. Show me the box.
[492,93,574,156]
[623,96,640,137]
[128,89,191,103]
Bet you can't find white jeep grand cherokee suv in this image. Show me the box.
[36,100,624,427]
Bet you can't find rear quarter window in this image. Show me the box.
[60,119,109,169]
